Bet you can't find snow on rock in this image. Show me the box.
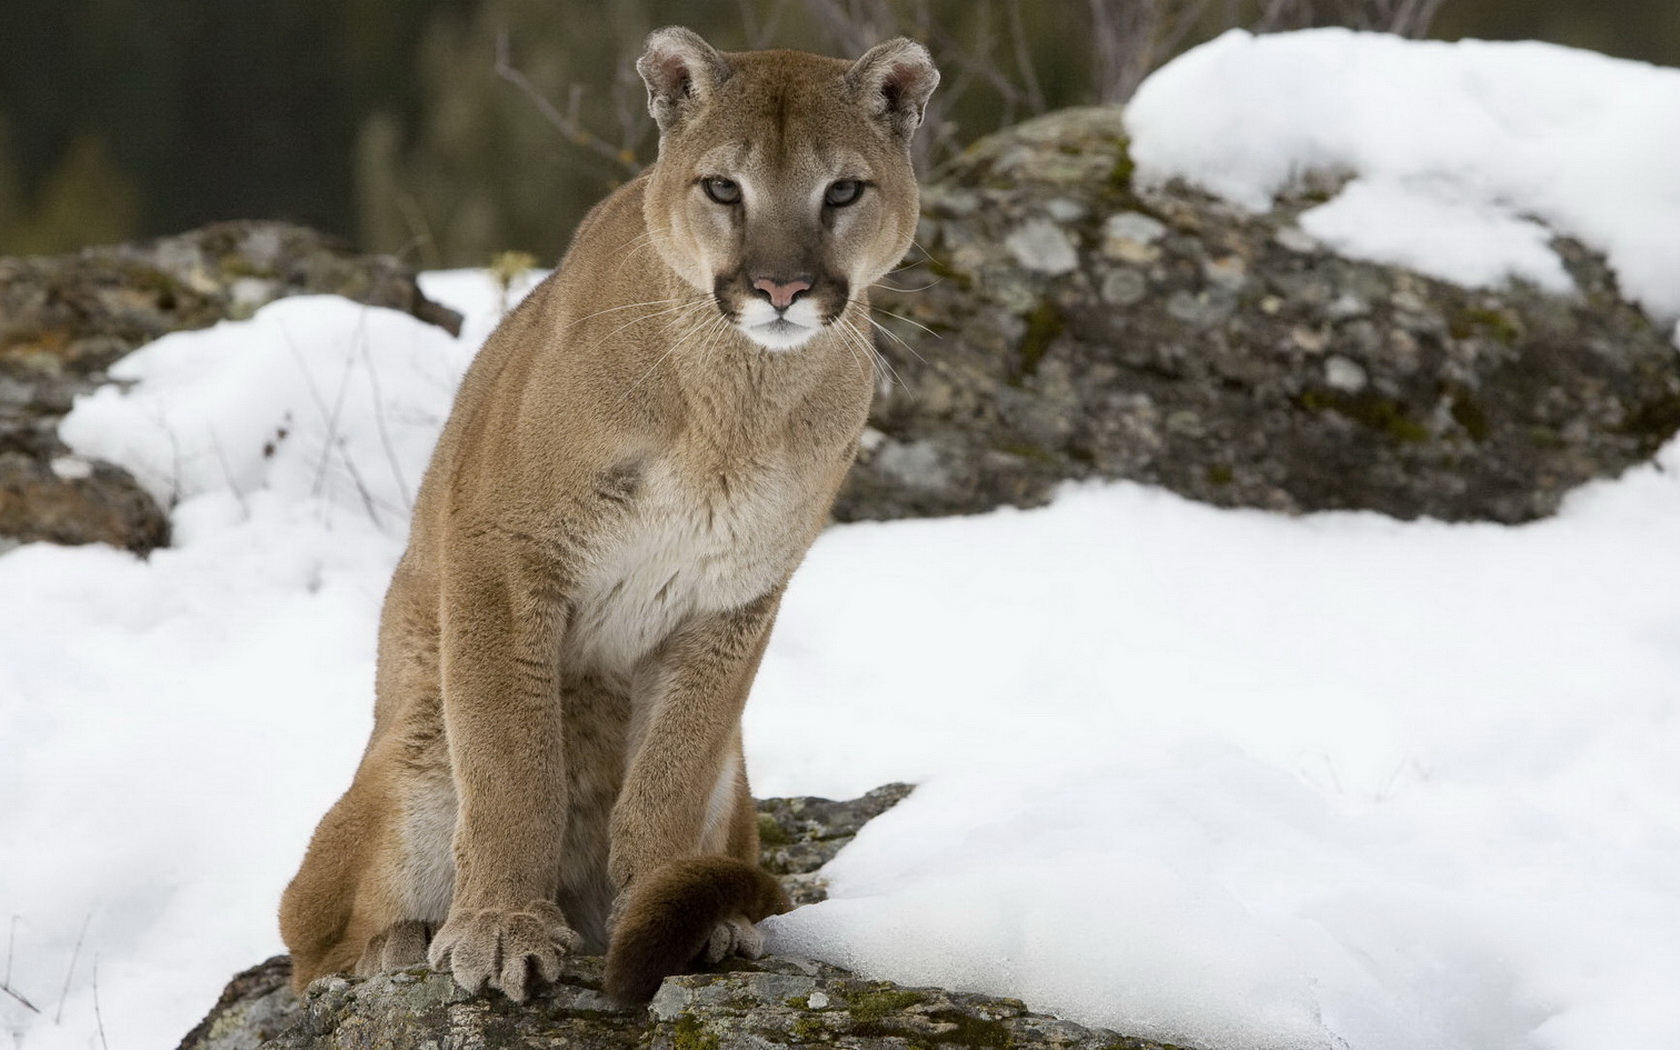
[1127,29,1680,320]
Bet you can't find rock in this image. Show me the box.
[182,955,1181,1050]
[833,106,1680,525]
[181,785,966,1050]
[180,783,1179,1048]
[757,782,913,903]
[0,450,168,552]
[0,221,462,555]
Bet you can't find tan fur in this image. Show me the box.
[279,28,937,1001]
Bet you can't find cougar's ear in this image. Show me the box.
[846,38,940,140]
[638,27,732,132]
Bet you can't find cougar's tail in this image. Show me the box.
[604,855,792,1004]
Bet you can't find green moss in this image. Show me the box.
[846,986,927,1023]
[1108,144,1136,195]
[1205,464,1234,486]
[1618,392,1680,450]
[1016,299,1063,381]
[1446,386,1491,442]
[672,1015,720,1050]
[790,1014,829,1041]
[994,441,1059,465]
[923,1010,1013,1047]
[757,813,790,847]
[1299,389,1430,443]
[1450,307,1524,345]
[847,1009,1014,1048]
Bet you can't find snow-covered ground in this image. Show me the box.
[3,29,1678,1050]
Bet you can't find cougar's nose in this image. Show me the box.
[751,276,813,310]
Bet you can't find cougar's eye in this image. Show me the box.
[701,177,741,205]
[824,179,864,207]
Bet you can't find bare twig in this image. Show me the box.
[207,429,249,518]
[494,30,643,174]
[0,983,39,1014]
[54,913,90,1025]
[1089,0,1216,104]
[92,958,109,1050]
[1003,0,1046,116]
[353,311,413,515]
[1,919,39,1013]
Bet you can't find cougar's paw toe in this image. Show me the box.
[427,901,580,1000]
[701,914,766,965]
[357,919,434,975]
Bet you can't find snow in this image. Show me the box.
[3,30,1679,1050]
[1127,29,1680,321]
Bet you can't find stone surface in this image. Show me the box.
[758,782,913,905]
[0,221,461,554]
[832,106,1680,525]
[183,954,1184,1050]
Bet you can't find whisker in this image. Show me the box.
[876,276,945,293]
[847,299,931,370]
[561,296,687,331]
[841,317,901,390]
[869,305,940,339]
[596,298,713,345]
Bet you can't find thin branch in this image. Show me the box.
[0,982,39,1015]
[1,921,38,1015]
[92,958,109,1050]
[1004,0,1047,116]
[54,914,90,1025]
[493,30,643,175]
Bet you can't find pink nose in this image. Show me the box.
[752,276,812,310]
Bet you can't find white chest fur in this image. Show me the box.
[562,456,810,682]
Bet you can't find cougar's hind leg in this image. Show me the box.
[354,699,458,975]
[280,767,408,990]
[281,704,456,987]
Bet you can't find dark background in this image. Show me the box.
[1,0,1674,266]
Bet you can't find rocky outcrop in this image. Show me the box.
[178,784,1180,1050]
[182,955,1179,1050]
[173,785,889,1050]
[758,782,913,906]
[0,222,461,554]
[834,106,1680,524]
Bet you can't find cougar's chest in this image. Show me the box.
[562,454,812,681]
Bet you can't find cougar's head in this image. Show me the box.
[637,28,939,351]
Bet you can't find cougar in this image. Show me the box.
[279,27,938,1005]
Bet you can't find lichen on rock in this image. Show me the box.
[836,106,1680,525]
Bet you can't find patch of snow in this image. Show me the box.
[1127,29,1680,320]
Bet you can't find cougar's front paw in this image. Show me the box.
[427,900,581,1001]
[701,914,766,964]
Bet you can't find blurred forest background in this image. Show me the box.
[0,0,1674,267]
